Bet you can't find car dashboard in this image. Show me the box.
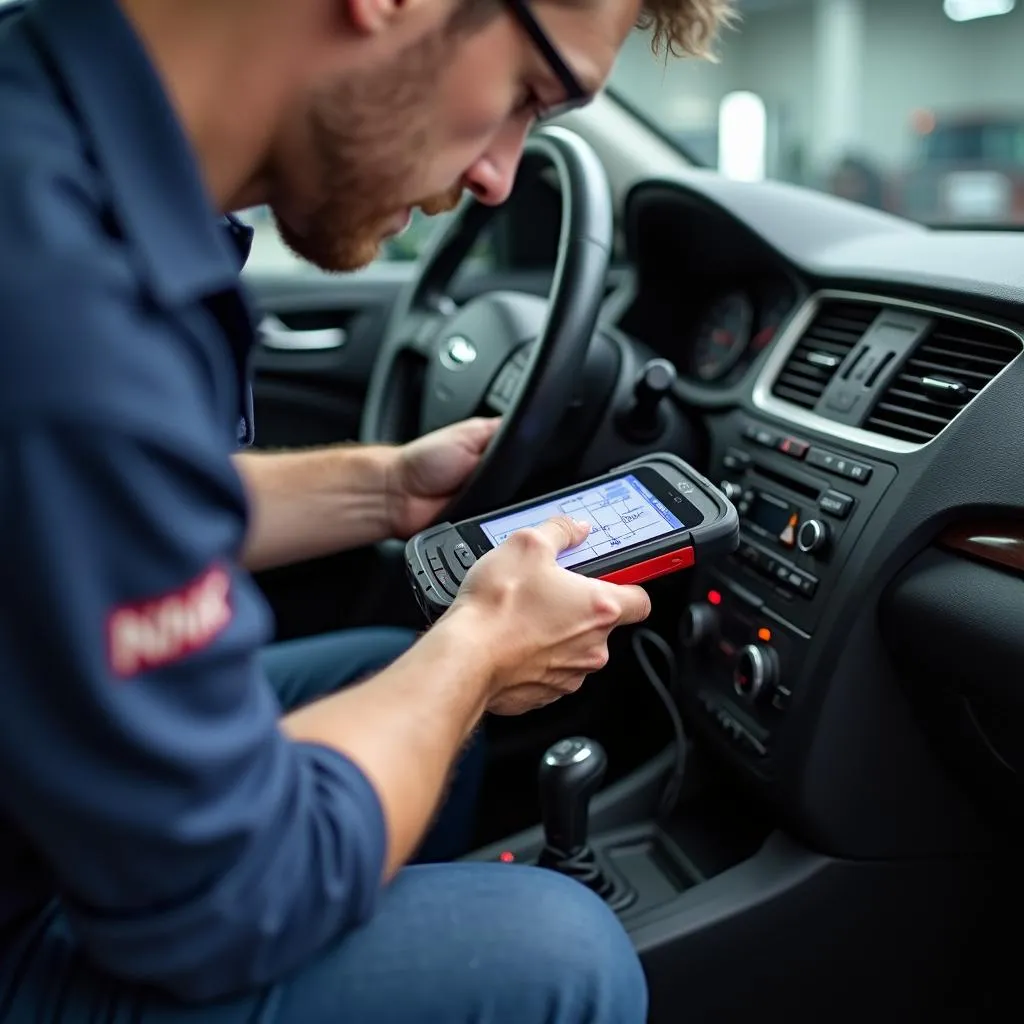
[610,173,1024,859]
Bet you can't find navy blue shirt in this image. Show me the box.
[0,0,386,1000]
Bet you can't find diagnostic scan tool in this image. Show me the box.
[405,453,739,623]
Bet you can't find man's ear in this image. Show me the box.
[344,0,444,35]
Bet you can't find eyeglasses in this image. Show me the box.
[503,0,590,116]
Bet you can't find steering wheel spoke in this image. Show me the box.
[483,344,533,414]
[403,300,455,357]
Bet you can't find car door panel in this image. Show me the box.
[246,267,410,449]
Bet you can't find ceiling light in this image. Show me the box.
[944,0,1016,22]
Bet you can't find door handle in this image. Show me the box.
[259,315,347,351]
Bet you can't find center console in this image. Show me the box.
[464,407,999,1020]
[677,412,896,771]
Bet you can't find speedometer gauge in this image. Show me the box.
[692,291,754,382]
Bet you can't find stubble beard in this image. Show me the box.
[273,32,466,273]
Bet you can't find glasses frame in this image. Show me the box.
[503,0,590,116]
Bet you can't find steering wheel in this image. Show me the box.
[359,126,613,522]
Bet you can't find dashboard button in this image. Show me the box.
[806,446,839,472]
[819,490,854,518]
[778,437,809,459]
[807,447,874,485]
[844,460,873,484]
[724,447,752,471]
[752,427,780,448]
[795,571,819,598]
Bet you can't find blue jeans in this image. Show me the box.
[0,629,648,1023]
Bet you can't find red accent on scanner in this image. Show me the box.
[599,545,695,586]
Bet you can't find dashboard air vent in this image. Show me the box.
[771,302,879,409]
[864,318,1022,444]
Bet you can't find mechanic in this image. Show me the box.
[0,0,731,1021]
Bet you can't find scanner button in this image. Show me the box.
[439,546,466,584]
[432,566,457,597]
[453,542,476,570]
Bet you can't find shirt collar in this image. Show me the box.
[28,0,244,306]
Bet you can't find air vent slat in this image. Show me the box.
[777,368,825,386]
[781,362,832,382]
[865,418,935,444]
[798,343,853,361]
[871,402,951,429]
[865,316,1022,444]
[928,333,1019,358]
[804,328,865,348]
[773,384,821,405]
[915,345,1008,371]
[771,301,879,410]
[904,359,993,385]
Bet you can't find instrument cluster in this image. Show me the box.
[687,277,798,385]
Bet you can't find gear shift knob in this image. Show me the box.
[619,358,676,441]
[538,736,607,855]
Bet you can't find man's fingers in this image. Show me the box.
[611,583,652,626]
[533,515,591,554]
[461,416,502,453]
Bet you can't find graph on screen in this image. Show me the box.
[479,474,685,569]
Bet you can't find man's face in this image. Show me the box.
[267,0,639,272]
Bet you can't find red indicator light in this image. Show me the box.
[708,590,723,606]
[499,851,515,863]
[758,627,772,642]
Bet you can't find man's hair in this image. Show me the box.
[640,0,737,59]
[450,0,738,61]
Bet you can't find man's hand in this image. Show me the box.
[448,516,652,715]
[284,513,651,876]
[385,417,501,538]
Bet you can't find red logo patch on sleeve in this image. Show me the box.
[107,565,233,678]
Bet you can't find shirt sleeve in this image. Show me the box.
[0,420,388,1000]
[0,255,386,1000]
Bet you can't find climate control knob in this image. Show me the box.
[680,602,718,649]
[796,518,830,555]
[733,644,780,702]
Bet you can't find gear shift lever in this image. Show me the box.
[537,737,634,911]
[538,737,606,855]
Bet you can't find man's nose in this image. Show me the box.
[463,122,532,206]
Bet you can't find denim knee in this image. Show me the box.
[504,866,648,1024]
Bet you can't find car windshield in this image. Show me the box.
[610,0,1024,227]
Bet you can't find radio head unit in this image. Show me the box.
[678,414,897,767]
